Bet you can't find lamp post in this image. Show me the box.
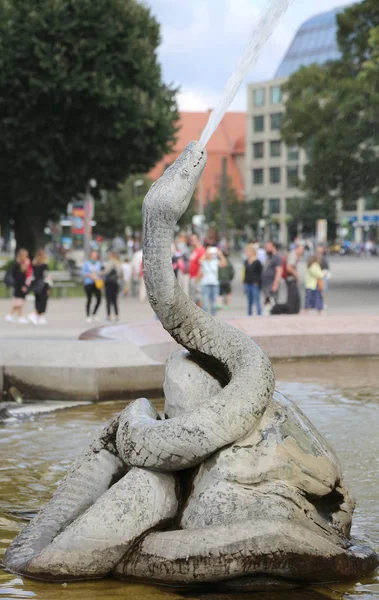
[84,178,97,258]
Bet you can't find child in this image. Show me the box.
[5,249,33,324]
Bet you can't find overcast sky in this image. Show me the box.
[146,0,352,112]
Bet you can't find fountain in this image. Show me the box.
[1,0,379,594]
[2,142,378,590]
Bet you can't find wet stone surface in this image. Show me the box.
[0,378,378,599]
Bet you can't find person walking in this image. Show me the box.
[5,249,33,324]
[28,249,52,325]
[304,254,324,315]
[243,244,263,316]
[317,244,331,307]
[200,247,224,316]
[189,234,205,306]
[217,250,235,309]
[103,251,123,323]
[81,250,102,323]
[261,241,283,309]
[121,257,132,296]
[272,244,304,315]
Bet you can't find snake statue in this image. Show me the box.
[4,141,378,590]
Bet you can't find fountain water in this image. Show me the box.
[199,0,294,147]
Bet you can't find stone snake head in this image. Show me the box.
[143,141,207,226]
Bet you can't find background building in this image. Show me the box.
[149,111,245,214]
[246,5,376,245]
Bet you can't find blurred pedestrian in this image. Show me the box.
[243,244,262,316]
[5,248,33,324]
[200,247,224,316]
[262,241,283,309]
[317,244,331,306]
[217,250,234,309]
[103,251,123,322]
[272,245,303,315]
[131,248,145,301]
[122,257,132,296]
[28,248,52,325]
[81,250,102,323]
[304,254,324,315]
[189,234,205,306]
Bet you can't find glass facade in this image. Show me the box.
[275,7,347,79]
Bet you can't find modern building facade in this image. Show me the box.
[245,77,308,243]
[246,5,375,245]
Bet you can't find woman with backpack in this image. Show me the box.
[5,248,33,324]
[103,251,123,322]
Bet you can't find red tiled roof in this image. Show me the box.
[149,111,246,203]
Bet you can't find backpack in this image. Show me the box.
[105,268,118,284]
[4,269,15,288]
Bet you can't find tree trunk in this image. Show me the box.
[13,206,45,258]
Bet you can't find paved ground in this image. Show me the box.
[0,255,378,340]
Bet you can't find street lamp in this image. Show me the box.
[84,178,97,258]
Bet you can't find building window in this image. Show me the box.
[254,88,266,107]
[287,166,299,188]
[270,86,282,104]
[253,115,265,133]
[364,195,379,210]
[253,142,264,159]
[288,146,299,161]
[270,140,281,157]
[270,113,282,130]
[253,169,264,185]
[270,167,281,184]
[269,198,280,214]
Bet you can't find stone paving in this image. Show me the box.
[0,255,378,341]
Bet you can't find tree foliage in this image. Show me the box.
[0,0,178,252]
[281,0,379,209]
[94,174,152,238]
[208,184,263,232]
[287,196,337,241]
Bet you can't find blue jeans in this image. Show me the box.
[245,284,261,316]
[202,284,219,315]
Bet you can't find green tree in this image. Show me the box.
[0,0,178,252]
[94,175,152,238]
[286,196,337,241]
[281,0,379,210]
[208,184,263,232]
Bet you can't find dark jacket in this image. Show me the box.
[244,259,262,286]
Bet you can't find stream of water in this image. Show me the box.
[0,377,378,599]
[199,0,294,147]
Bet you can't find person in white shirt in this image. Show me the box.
[121,258,132,296]
[199,247,227,315]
